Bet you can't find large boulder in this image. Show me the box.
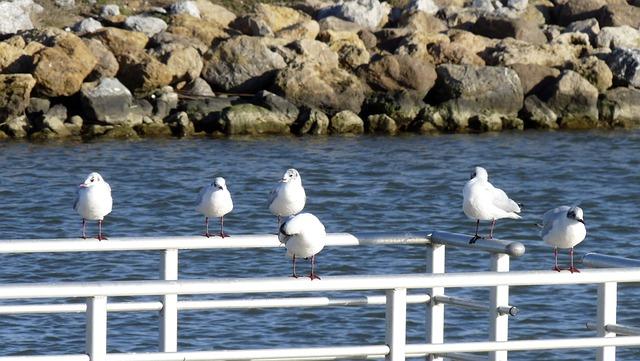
[0,42,30,73]
[362,54,436,96]
[606,47,640,88]
[425,30,491,66]
[600,4,640,28]
[249,90,300,124]
[292,106,329,135]
[195,0,236,26]
[318,0,392,29]
[566,56,612,93]
[83,38,119,80]
[0,74,36,122]
[150,43,203,85]
[546,70,599,129]
[0,0,42,35]
[201,36,287,93]
[329,110,364,134]
[88,27,148,58]
[599,87,640,128]
[509,63,560,96]
[219,104,291,135]
[553,0,607,26]
[318,30,370,69]
[80,77,134,125]
[395,10,447,34]
[168,0,200,18]
[32,33,97,97]
[430,64,524,120]
[521,95,558,129]
[73,18,103,36]
[485,38,585,67]
[168,14,229,45]
[116,50,173,95]
[366,113,397,134]
[124,15,168,37]
[471,15,546,45]
[596,26,640,49]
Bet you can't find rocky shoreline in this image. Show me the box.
[1,0,640,140]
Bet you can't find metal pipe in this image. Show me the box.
[1,268,640,299]
[497,306,518,317]
[429,231,525,257]
[581,253,640,269]
[405,335,640,353]
[440,353,487,361]
[432,295,486,311]
[586,322,640,336]
[0,356,89,361]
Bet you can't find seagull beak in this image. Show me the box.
[79,183,88,188]
[578,219,585,224]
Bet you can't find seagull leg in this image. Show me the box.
[552,247,562,272]
[97,220,107,241]
[290,255,299,278]
[568,247,580,273]
[276,216,281,235]
[219,216,229,238]
[202,217,211,238]
[309,255,320,280]
[81,219,87,239]
[469,220,483,244]
[488,219,496,239]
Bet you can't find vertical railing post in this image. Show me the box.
[86,295,107,361]
[426,243,445,361]
[596,282,617,361]
[489,253,509,361]
[160,248,178,352]
[386,288,407,361]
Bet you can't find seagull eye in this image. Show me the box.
[90,178,95,182]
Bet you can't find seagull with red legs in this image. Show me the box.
[463,166,521,243]
[540,206,586,273]
[73,172,112,241]
[278,213,326,280]
[268,168,306,232]
[196,177,233,238]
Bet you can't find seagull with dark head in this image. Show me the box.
[279,213,326,280]
[540,206,586,273]
[268,168,306,231]
[196,177,233,238]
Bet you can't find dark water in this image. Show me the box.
[0,131,639,360]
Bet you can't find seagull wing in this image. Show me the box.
[268,184,279,207]
[541,206,570,238]
[490,184,520,213]
[73,187,80,211]
[196,184,210,206]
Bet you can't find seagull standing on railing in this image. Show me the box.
[74,172,113,241]
[463,166,521,244]
[196,177,233,238]
[279,213,326,280]
[540,206,586,273]
[268,168,306,231]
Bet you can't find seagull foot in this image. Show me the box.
[568,266,580,273]
[202,233,211,238]
[469,235,483,244]
[290,274,300,279]
[309,273,321,280]
[96,235,108,241]
[218,232,230,238]
[552,266,562,272]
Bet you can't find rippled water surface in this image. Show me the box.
[0,131,639,360]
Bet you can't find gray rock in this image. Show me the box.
[100,4,120,17]
[599,86,640,128]
[166,111,194,136]
[471,15,546,45]
[318,16,363,32]
[181,78,215,97]
[168,0,200,18]
[124,15,168,37]
[54,0,74,7]
[565,19,599,43]
[38,104,71,137]
[250,90,299,124]
[73,18,103,35]
[546,70,599,129]
[407,0,438,15]
[0,74,36,122]
[292,106,329,135]
[0,0,42,35]
[83,38,119,80]
[509,63,560,97]
[27,97,50,116]
[152,86,179,119]
[318,0,391,30]
[521,95,558,129]
[366,114,397,134]
[567,56,612,93]
[80,77,135,125]
[230,16,274,37]
[362,54,436,96]
[596,26,640,49]
[201,36,286,93]
[362,91,423,129]
[468,113,523,132]
[329,110,364,134]
[220,104,291,135]
[606,47,640,88]
[553,0,606,26]
[1,115,28,138]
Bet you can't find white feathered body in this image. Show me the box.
[541,206,586,249]
[463,176,521,221]
[74,182,112,221]
[279,213,326,259]
[269,179,306,217]
[196,184,233,218]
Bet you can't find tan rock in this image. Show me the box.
[363,54,436,95]
[318,30,370,69]
[117,50,173,95]
[88,27,148,58]
[567,56,613,93]
[275,20,320,40]
[486,38,585,67]
[0,74,36,121]
[83,38,119,80]
[159,46,203,84]
[0,42,28,73]
[195,0,236,26]
[256,3,312,33]
[329,110,364,134]
[168,14,229,46]
[23,41,44,55]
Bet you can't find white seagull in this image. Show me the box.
[196,177,233,238]
[268,168,306,230]
[74,172,113,241]
[278,213,326,280]
[463,166,521,243]
[540,206,586,273]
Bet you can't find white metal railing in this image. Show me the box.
[0,233,638,361]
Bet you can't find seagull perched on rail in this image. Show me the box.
[74,172,112,241]
[540,206,586,273]
[279,213,326,280]
[196,176,233,238]
[268,168,306,231]
[463,166,521,243]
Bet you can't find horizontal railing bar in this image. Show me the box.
[442,353,487,361]
[432,295,486,311]
[581,253,640,269]
[0,355,89,361]
[0,295,431,315]
[405,336,640,353]
[104,345,390,361]
[1,268,639,299]
[430,231,525,257]
[586,322,640,336]
[0,232,429,254]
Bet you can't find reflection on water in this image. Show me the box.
[0,130,639,359]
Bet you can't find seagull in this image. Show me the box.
[196,177,233,238]
[463,166,521,243]
[278,213,326,280]
[73,172,113,241]
[268,168,306,230]
[540,206,586,273]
